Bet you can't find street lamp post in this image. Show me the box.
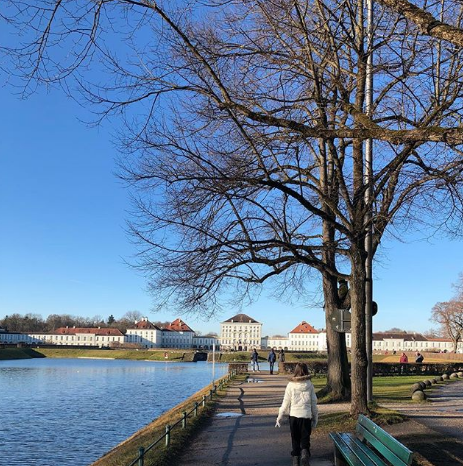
[365,0,375,404]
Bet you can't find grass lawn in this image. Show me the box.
[312,374,450,405]
[372,375,434,403]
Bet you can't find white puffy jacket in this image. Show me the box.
[278,375,318,427]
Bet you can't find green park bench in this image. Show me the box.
[329,414,414,466]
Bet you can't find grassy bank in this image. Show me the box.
[0,347,46,360]
[37,348,195,361]
[0,347,198,361]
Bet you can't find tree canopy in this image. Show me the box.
[4,0,463,415]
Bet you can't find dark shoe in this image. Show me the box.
[292,456,300,466]
[301,449,310,466]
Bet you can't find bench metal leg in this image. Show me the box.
[334,448,348,466]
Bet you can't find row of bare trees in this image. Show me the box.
[0,311,146,333]
[3,0,463,415]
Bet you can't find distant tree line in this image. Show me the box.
[0,311,171,334]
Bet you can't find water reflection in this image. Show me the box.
[0,358,227,466]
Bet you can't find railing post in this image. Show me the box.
[138,447,145,466]
[209,389,213,400]
[194,401,199,417]
[182,411,187,429]
[165,425,171,447]
[202,395,206,407]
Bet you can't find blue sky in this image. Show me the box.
[1,84,463,337]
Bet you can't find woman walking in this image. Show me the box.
[275,362,318,466]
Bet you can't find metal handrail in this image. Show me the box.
[127,370,237,466]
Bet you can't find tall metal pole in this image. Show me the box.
[365,0,374,404]
[212,342,216,386]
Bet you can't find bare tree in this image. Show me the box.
[1,313,45,332]
[4,0,463,415]
[431,301,463,352]
[46,314,78,331]
[423,328,444,339]
[122,310,144,324]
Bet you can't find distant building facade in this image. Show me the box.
[0,318,220,350]
[161,318,195,349]
[372,332,462,353]
[3,315,463,354]
[289,321,319,351]
[0,327,125,347]
[126,317,162,348]
[192,335,219,350]
[220,313,263,351]
[262,336,290,350]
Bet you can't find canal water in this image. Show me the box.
[0,358,228,466]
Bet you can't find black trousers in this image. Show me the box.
[289,416,312,457]
[269,361,275,373]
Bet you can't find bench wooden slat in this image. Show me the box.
[330,415,414,466]
[329,432,365,466]
[338,433,388,466]
[357,415,414,466]
[356,425,407,466]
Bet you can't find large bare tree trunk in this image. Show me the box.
[321,274,351,401]
[317,136,351,401]
[349,246,369,415]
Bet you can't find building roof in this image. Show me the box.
[372,332,428,342]
[56,327,124,337]
[164,318,194,332]
[290,321,318,334]
[222,313,260,324]
[128,318,161,330]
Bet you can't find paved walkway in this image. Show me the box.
[175,373,463,466]
[175,372,341,466]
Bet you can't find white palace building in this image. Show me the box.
[0,318,219,350]
[218,313,462,353]
[1,313,462,353]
